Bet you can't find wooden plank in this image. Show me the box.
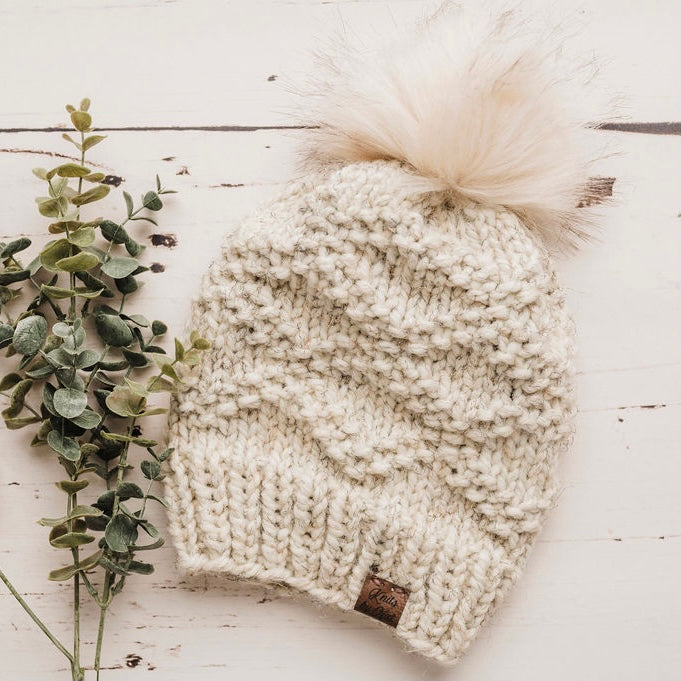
[0,0,679,128]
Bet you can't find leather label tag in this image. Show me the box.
[353,573,410,628]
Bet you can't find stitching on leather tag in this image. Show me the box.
[353,572,410,628]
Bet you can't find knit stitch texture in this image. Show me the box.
[166,160,576,663]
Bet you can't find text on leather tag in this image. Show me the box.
[353,573,410,627]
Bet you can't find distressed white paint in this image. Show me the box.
[0,1,680,680]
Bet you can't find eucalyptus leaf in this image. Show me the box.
[0,324,14,349]
[100,256,139,279]
[75,349,100,369]
[0,269,30,285]
[40,239,72,272]
[150,320,168,336]
[41,284,75,299]
[99,220,129,244]
[55,479,89,494]
[143,191,163,211]
[46,430,81,461]
[70,110,91,131]
[104,515,137,553]
[0,372,22,391]
[12,315,47,355]
[117,481,145,499]
[3,415,41,430]
[67,226,96,247]
[105,385,144,417]
[54,163,91,178]
[38,505,103,526]
[50,532,95,549]
[71,184,109,206]
[55,252,99,272]
[94,313,133,346]
[53,388,87,418]
[123,191,134,216]
[82,134,106,151]
[1,237,31,258]
[141,459,162,480]
[126,561,154,575]
[69,408,102,429]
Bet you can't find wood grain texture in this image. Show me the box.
[1,1,680,680]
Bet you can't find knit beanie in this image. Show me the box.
[166,5,605,664]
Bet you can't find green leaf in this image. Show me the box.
[12,315,47,355]
[0,269,30,286]
[100,256,139,279]
[137,406,166,418]
[69,408,102,429]
[83,172,106,183]
[50,532,95,549]
[54,163,91,178]
[101,431,157,447]
[99,220,129,244]
[41,284,75,299]
[1,237,31,258]
[160,362,181,382]
[71,184,110,206]
[40,239,72,272]
[46,430,81,461]
[95,313,133,346]
[39,505,103,527]
[82,134,106,151]
[3,415,41,430]
[0,324,14,349]
[37,196,66,218]
[191,337,211,350]
[98,554,130,575]
[129,537,164,552]
[1,379,33,418]
[123,191,134,216]
[127,561,154,575]
[53,388,87,418]
[0,373,22,391]
[67,226,96,248]
[74,287,104,299]
[48,549,102,581]
[174,338,185,361]
[115,275,139,295]
[125,239,143,257]
[146,494,170,508]
[104,515,137,553]
[74,349,99,369]
[71,110,91,132]
[105,385,144,417]
[122,348,147,367]
[117,481,145,499]
[141,459,162,480]
[143,191,163,211]
[0,286,14,305]
[146,377,176,393]
[148,321,166,337]
[55,252,99,272]
[55,479,89,494]
[79,98,91,111]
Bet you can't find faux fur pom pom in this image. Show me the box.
[301,3,610,248]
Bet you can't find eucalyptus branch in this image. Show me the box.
[0,98,209,680]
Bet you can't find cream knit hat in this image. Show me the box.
[166,5,605,665]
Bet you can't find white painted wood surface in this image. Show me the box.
[1,1,680,679]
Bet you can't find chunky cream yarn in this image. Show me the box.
[166,4,603,665]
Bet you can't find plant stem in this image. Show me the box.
[0,567,74,664]
[93,571,112,680]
